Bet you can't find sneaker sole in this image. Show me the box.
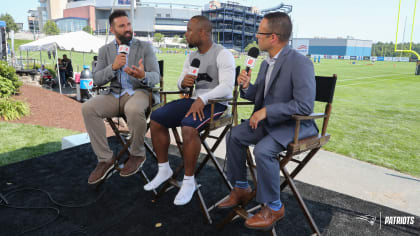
[119,158,146,177]
[88,164,115,185]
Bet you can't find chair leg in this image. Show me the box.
[195,185,213,224]
[199,139,233,190]
[144,140,157,160]
[217,147,259,229]
[281,166,321,236]
[154,128,185,200]
[105,118,155,191]
[195,125,230,186]
[280,148,320,190]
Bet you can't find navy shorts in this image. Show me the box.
[151,98,227,132]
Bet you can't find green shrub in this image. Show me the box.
[0,61,22,93]
[0,98,30,120]
[0,75,16,98]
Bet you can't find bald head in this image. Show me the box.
[190,15,212,34]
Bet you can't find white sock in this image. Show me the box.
[144,162,173,191]
[174,175,196,206]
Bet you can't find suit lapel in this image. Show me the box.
[255,61,268,109]
[128,39,137,67]
[266,45,291,94]
[108,40,118,65]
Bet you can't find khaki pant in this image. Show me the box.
[82,91,149,162]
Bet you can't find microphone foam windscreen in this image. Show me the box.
[191,58,200,67]
[248,47,260,58]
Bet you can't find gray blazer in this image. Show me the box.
[241,45,318,147]
[93,38,160,103]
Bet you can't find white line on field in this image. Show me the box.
[166,69,182,73]
[337,75,411,87]
[339,73,412,82]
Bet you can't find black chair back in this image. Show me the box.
[315,74,337,103]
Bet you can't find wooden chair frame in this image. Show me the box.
[153,66,241,224]
[217,74,337,236]
[99,60,165,191]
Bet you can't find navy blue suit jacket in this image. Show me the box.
[241,45,318,147]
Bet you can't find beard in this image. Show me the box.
[117,31,133,45]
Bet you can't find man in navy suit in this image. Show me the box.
[217,12,318,230]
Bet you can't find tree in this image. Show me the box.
[154,33,164,46]
[82,25,93,34]
[172,35,180,43]
[43,20,59,35]
[371,41,420,58]
[244,41,259,52]
[180,35,187,44]
[0,13,18,38]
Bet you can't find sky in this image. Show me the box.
[1,0,419,43]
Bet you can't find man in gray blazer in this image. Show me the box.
[217,12,318,230]
[82,10,160,184]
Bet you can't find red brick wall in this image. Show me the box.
[63,5,96,30]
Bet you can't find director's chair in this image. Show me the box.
[217,74,337,236]
[99,60,165,189]
[153,66,241,224]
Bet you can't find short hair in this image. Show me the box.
[263,12,292,42]
[63,54,67,57]
[191,15,212,33]
[109,10,128,26]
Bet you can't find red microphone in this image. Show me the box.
[188,58,200,97]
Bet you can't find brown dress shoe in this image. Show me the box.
[245,205,285,230]
[217,187,253,209]
[88,156,116,184]
[120,155,146,177]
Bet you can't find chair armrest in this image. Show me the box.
[149,87,163,92]
[291,113,325,144]
[228,101,253,106]
[208,98,233,103]
[159,91,184,95]
[292,113,326,120]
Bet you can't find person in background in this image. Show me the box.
[55,58,67,88]
[62,54,74,88]
[92,55,98,73]
[38,64,48,76]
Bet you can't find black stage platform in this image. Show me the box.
[0,137,419,235]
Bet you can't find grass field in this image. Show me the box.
[3,40,420,177]
[0,122,79,166]
[154,53,420,177]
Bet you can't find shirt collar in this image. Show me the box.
[114,38,133,47]
[265,48,282,65]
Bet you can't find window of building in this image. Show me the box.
[166,13,170,17]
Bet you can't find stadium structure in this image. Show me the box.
[202,1,292,51]
[292,38,373,57]
[62,0,201,36]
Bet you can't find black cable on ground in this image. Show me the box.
[0,186,107,236]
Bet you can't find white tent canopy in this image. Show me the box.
[19,31,106,53]
[19,31,106,94]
